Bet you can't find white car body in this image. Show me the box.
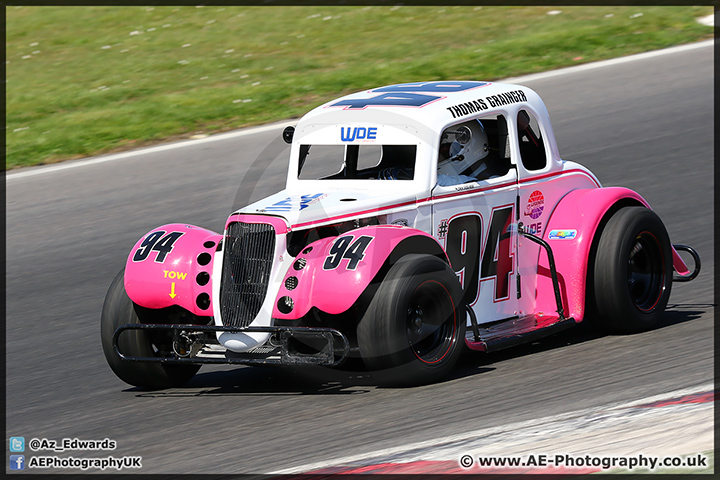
[217,81,599,351]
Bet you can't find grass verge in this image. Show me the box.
[6,5,713,169]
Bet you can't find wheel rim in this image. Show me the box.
[405,280,457,364]
[627,231,666,312]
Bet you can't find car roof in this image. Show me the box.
[296,80,549,142]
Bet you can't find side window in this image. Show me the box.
[517,110,547,171]
[436,114,511,187]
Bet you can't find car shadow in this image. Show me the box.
[660,304,714,328]
[447,305,709,380]
[132,365,374,397]
[131,306,709,396]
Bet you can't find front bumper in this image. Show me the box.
[112,324,349,366]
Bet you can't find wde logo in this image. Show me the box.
[340,126,378,142]
[524,190,545,220]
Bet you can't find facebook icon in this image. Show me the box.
[10,455,25,470]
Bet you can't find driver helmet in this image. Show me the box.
[437,120,490,178]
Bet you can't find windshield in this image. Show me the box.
[298,144,417,180]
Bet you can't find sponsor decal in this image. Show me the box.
[266,193,325,212]
[446,89,527,119]
[340,126,378,142]
[522,222,543,235]
[548,229,577,240]
[524,190,544,219]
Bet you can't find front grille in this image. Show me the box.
[219,221,276,327]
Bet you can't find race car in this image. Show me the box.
[101,80,700,389]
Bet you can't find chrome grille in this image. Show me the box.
[219,221,276,327]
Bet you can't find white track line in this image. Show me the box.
[6,121,291,181]
[697,14,714,27]
[502,38,713,83]
[268,382,714,475]
[7,39,713,181]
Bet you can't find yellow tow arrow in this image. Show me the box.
[169,282,177,299]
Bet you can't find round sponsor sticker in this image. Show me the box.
[525,190,544,219]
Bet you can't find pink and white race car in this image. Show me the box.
[101,81,700,389]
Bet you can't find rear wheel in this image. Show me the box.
[593,207,672,333]
[357,254,465,386]
[101,269,201,389]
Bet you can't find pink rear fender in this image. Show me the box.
[124,223,222,316]
[273,225,448,320]
[536,187,650,322]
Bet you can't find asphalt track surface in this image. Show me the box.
[6,41,714,474]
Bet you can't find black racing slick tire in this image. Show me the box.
[101,269,201,389]
[357,254,465,387]
[593,207,672,333]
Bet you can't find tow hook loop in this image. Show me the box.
[173,331,193,357]
[673,244,701,282]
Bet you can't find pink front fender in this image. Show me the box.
[124,223,222,316]
[273,225,447,320]
[536,187,650,321]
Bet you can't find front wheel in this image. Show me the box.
[100,269,201,389]
[357,254,465,386]
[592,207,672,333]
